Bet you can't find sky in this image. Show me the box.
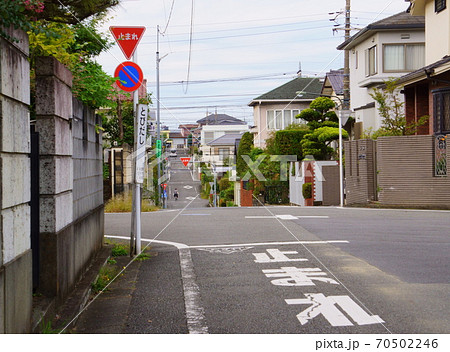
[97,0,411,130]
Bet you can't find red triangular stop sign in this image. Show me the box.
[180,157,191,167]
[110,26,146,60]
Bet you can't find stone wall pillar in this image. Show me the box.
[35,57,74,300]
[0,27,32,333]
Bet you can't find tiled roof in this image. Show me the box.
[396,55,450,85]
[250,77,322,103]
[207,133,244,146]
[337,11,424,50]
[197,114,246,125]
[322,69,344,96]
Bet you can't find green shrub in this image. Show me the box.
[302,183,312,199]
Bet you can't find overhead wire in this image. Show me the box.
[183,0,195,94]
[160,0,176,35]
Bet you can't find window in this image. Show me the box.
[283,110,292,128]
[383,44,425,72]
[433,88,450,134]
[275,110,283,130]
[267,109,302,130]
[203,132,215,144]
[218,148,230,159]
[365,45,377,76]
[267,110,275,129]
[436,0,446,13]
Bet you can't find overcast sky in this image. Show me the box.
[97,0,410,130]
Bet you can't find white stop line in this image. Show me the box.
[245,215,329,220]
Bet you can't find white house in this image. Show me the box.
[337,11,425,135]
[198,114,249,163]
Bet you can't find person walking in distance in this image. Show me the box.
[174,188,179,200]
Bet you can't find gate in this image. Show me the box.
[30,125,40,290]
[113,148,124,195]
[264,183,289,204]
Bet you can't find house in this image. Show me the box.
[179,123,201,145]
[168,132,186,149]
[397,0,450,136]
[321,69,345,104]
[202,133,244,166]
[337,11,425,136]
[198,114,249,161]
[197,113,246,126]
[248,76,323,149]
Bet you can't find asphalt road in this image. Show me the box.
[103,155,450,334]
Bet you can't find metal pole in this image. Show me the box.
[213,165,217,207]
[338,112,344,207]
[343,0,351,110]
[156,25,161,206]
[133,51,141,255]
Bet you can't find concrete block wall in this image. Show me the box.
[344,139,377,205]
[0,27,32,333]
[35,56,74,300]
[72,98,103,279]
[35,57,104,302]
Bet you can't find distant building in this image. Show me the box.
[248,76,323,148]
[197,113,247,126]
[197,114,249,162]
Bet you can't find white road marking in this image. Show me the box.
[263,267,339,286]
[196,246,254,254]
[245,215,329,220]
[253,249,308,263]
[179,248,209,334]
[105,235,208,334]
[286,293,384,327]
[183,185,193,189]
[180,213,211,216]
[190,240,348,249]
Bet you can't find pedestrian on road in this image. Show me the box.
[174,188,179,200]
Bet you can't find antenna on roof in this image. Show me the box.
[297,62,302,77]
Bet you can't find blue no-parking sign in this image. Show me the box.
[114,61,143,92]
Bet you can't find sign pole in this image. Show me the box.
[133,50,142,255]
[109,26,146,256]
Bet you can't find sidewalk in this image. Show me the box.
[70,255,141,333]
[66,241,188,334]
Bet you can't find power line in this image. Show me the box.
[161,0,176,35]
[155,71,297,86]
[140,23,334,45]
[183,0,194,94]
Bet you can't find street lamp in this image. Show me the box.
[296,91,351,207]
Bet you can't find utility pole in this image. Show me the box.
[343,0,351,110]
[156,25,161,205]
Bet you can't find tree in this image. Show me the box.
[1,0,118,41]
[296,97,348,160]
[368,78,429,138]
[102,94,152,147]
[28,15,117,110]
[370,78,406,136]
[236,132,254,179]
